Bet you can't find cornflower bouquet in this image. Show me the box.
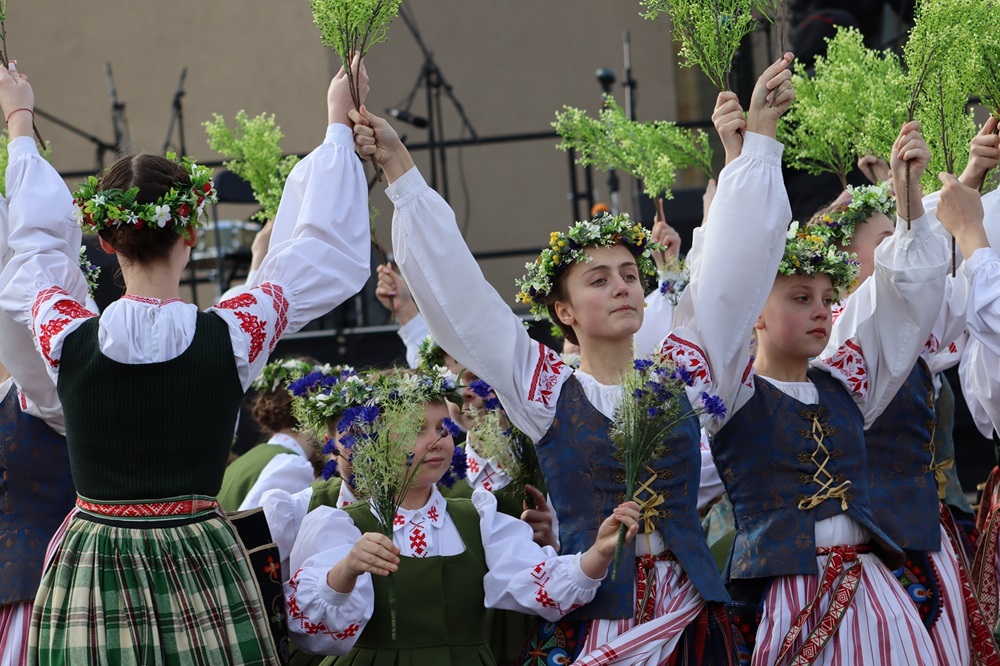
[609,357,726,579]
[337,368,465,638]
[78,247,101,299]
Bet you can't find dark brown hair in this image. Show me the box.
[252,390,297,436]
[96,154,191,263]
[545,277,578,346]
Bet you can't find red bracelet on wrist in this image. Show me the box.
[5,107,33,125]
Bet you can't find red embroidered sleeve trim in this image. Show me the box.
[741,356,755,389]
[259,282,288,350]
[529,561,579,615]
[216,292,259,310]
[286,571,342,639]
[527,343,567,407]
[52,300,97,320]
[821,339,869,398]
[234,311,267,363]
[38,317,73,368]
[831,303,845,325]
[18,390,27,411]
[923,334,940,356]
[32,286,70,321]
[659,333,711,386]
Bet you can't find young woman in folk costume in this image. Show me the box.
[664,83,951,664]
[346,57,796,666]
[281,366,641,665]
[0,60,372,664]
[811,169,1000,662]
[218,357,324,512]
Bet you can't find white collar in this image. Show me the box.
[267,432,307,457]
[337,481,358,509]
[383,486,447,533]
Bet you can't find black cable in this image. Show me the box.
[457,120,472,239]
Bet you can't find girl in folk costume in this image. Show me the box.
[814,169,1000,662]
[0,60,372,664]
[219,357,324,512]
[282,367,642,665]
[349,58,797,666]
[664,83,950,665]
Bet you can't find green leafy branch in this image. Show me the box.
[0,1,45,149]
[554,95,713,202]
[641,0,778,91]
[203,111,300,223]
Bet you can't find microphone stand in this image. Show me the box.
[622,31,644,218]
[162,67,188,157]
[596,68,621,215]
[397,7,478,203]
[104,63,129,155]
[32,108,118,172]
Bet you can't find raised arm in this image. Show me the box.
[0,65,94,389]
[209,63,371,389]
[818,129,949,425]
[664,55,795,434]
[353,106,570,442]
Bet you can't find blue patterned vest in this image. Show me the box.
[712,369,903,581]
[535,376,728,621]
[865,361,940,552]
[0,385,76,605]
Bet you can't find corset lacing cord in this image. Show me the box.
[797,415,851,512]
[633,468,667,535]
[923,413,953,501]
[774,544,872,666]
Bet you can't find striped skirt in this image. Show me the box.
[1,601,31,666]
[28,496,280,666]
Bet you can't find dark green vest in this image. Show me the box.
[308,477,347,512]
[218,442,298,512]
[327,499,492,666]
[57,313,244,500]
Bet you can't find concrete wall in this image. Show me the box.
[10,1,723,308]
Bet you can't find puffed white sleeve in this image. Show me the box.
[391,167,572,442]
[0,137,95,386]
[661,133,790,435]
[209,124,371,391]
[633,283,677,359]
[961,247,1000,357]
[476,489,602,620]
[260,486,314,581]
[238,454,315,511]
[958,339,1000,438]
[398,312,431,369]
[815,212,949,425]
[284,506,374,656]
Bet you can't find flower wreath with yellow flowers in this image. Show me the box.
[779,221,861,297]
[72,153,218,239]
[814,182,895,247]
[515,212,663,319]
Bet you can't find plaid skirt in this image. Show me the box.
[28,496,280,666]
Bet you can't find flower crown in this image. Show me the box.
[515,212,663,319]
[415,336,448,373]
[813,182,895,247]
[72,153,218,237]
[78,246,101,299]
[778,221,860,296]
[288,364,361,440]
[252,358,322,393]
[656,259,690,308]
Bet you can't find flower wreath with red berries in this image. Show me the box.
[72,153,218,238]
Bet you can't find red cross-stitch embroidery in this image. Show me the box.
[821,339,869,398]
[660,334,711,386]
[287,572,339,638]
[923,334,940,356]
[467,458,481,474]
[18,391,27,411]
[409,524,428,557]
[32,286,69,321]
[393,514,406,526]
[259,282,288,350]
[527,343,567,406]
[336,623,361,640]
[52,300,96,320]
[427,506,439,522]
